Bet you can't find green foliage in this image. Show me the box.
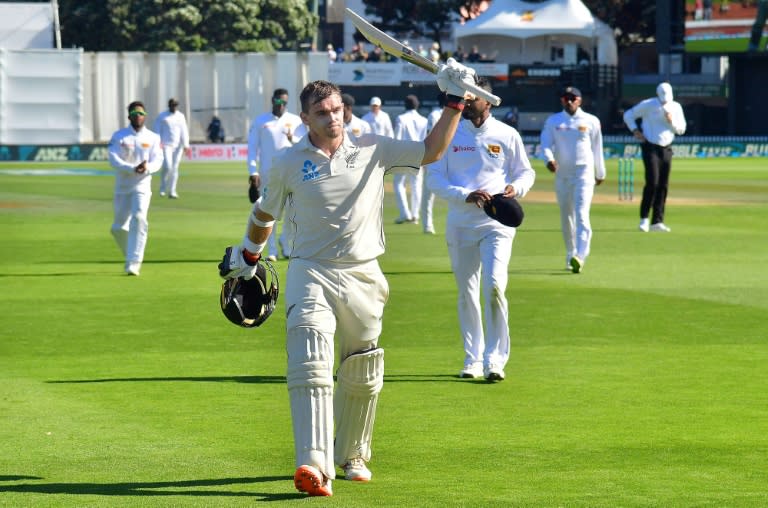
[58,0,318,52]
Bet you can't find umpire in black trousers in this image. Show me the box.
[623,82,687,233]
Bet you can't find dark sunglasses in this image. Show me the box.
[562,94,579,102]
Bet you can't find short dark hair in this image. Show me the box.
[405,94,419,110]
[127,101,145,114]
[476,76,492,94]
[341,93,355,106]
[273,88,289,98]
[299,80,342,113]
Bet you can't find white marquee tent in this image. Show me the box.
[454,0,618,66]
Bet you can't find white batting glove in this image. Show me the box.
[437,58,477,99]
[218,245,259,280]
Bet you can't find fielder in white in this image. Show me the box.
[427,77,535,382]
[393,95,428,224]
[361,96,394,138]
[247,88,307,260]
[421,92,447,234]
[341,93,372,140]
[219,59,477,497]
[108,101,163,276]
[153,98,190,199]
[540,86,606,274]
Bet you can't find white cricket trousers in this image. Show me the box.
[393,168,423,221]
[555,170,595,265]
[284,258,389,479]
[446,223,515,371]
[160,145,184,195]
[110,190,151,265]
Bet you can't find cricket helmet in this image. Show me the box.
[220,261,279,328]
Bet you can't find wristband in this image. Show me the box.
[241,249,261,266]
[250,211,275,229]
[445,94,465,111]
[242,236,265,254]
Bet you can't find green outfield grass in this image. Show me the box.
[1,158,767,507]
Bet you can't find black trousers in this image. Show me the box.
[640,141,673,224]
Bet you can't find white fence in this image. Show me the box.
[0,49,329,144]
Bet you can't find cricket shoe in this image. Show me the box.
[650,222,671,232]
[459,362,484,379]
[294,465,333,496]
[266,255,278,262]
[342,457,372,482]
[570,256,583,274]
[484,365,506,382]
[125,262,141,276]
[638,218,650,232]
[394,216,414,224]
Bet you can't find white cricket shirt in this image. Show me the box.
[427,116,535,228]
[362,110,394,138]
[344,114,372,140]
[247,111,307,177]
[540,108,606,180]
[259,133,424,263]
[623,98,687,147]
[153,111,190,149]
[108,126,163,194]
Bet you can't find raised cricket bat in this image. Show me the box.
[345,8,502,106]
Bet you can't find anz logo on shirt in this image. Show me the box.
[302,160,320,181]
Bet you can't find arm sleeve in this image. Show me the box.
[506,131,536,198]
[181,114,190,148]
[623,103,641,132]
[592,118,606,180]
[246,120,259,175]
[671,103,687,135]
[107,134,136,172]
[539,117,556,162]
[146,136,164,174]
[426,154,470,206]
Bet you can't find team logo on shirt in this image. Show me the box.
[578,125,588,132]
[345,148,360,168]
[302,160,320,181]
[485,144,501,158]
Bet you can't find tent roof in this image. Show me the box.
[455,0,599,40]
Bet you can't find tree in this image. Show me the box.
[58,0,317,52]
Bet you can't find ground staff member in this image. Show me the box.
[540,86,605,274]
[247,88,307,260]
[153,98,190,199]
[219,59,477,497]
[623,82,686,233]
[108,101,163,276]
[427,77,535,382]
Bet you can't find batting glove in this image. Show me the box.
[218,245,260,280]
[437,58,477,99]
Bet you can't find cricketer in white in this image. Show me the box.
[427,77,535,382]
[540,86,606,274]
[108,101,163,276]
[153,98,190,199]
[219,58,479,497]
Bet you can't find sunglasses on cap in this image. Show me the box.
[272,98,287,105]
[129,110,147,117]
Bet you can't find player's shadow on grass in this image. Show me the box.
[0,476,301,500]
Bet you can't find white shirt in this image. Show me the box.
[362,110,394,138]
[427,108,441,134]
[540,108,606,180]
[259,133,424,263]
[344,114,372,140]
[395,109,428,142]
[427,116,535,229]
[108,125,163,194]
[623,97,686,147]
[153,110,189,149]
[247,111,306,177]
